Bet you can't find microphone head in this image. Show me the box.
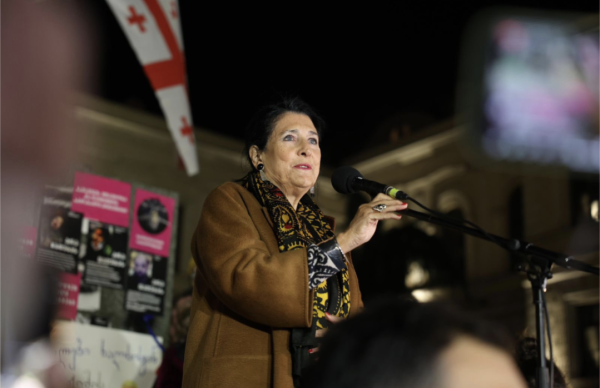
[331,166,363,194]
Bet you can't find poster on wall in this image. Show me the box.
[83,221,129,289]
[54,321,162,388]
[130,189,176,258]
[124,250,167,315]
[72,172,131,227]
[36,187,83,274]
[71,172,132,289]
[125,188,175,315]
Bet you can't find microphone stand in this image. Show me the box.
[397,207,599,388]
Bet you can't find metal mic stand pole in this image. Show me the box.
[523,256,551,388]
[397,207,599,388]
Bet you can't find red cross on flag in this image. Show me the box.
[105,0,199,175]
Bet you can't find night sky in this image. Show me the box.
[90,1,598,166]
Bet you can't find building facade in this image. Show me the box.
[74,96,598,386]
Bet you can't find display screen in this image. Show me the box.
[464,11,599,173]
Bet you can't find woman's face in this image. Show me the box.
[256,112,321,197]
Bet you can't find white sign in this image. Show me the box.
[54,321,162,388]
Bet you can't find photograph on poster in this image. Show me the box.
[137,198,169,235]
[129,250,153,285]
[83,220,129,289]
[125,250,167,315]
[130,189,176,258]
[36,188,83,274]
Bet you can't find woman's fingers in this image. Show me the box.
[370,211,403,221]
[361,199,407,213]
[315,314,343,340]
[339,198,408,253]
[312,315,343,354]
[370,199,408,210]
[373,202,408,213]
[372,193,390,201]
[362,202,407,219]
[325,313,344,324]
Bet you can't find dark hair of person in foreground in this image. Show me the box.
[302,299,521,388]
[516,336,568,388]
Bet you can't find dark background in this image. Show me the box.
[89,1,598,166]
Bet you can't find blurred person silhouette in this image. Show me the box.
[302,299,527,388]
[154,259,195,388]
[154,288,193,388]
[515,336,568,388]
[1,1,96,387]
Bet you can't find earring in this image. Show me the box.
[309,185,316,198]
[257,163,269,182]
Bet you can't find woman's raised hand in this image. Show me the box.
[336,193,407,254]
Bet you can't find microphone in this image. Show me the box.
[331,166,408,200]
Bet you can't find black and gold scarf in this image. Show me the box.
[241,171,350,384]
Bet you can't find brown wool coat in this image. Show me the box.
[182,182,364,388]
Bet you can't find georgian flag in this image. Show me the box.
[105,0,199,176]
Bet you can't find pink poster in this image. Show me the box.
[57,272,81,320]
[71,172,131,227]
[130,189,176,258]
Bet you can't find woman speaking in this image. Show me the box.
[182,97,407,388]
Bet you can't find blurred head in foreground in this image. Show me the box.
[1,0,96,380]
[303,300,527,388]
[2,0,94,180]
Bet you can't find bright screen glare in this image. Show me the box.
[481,17,599,173]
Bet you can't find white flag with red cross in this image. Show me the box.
[105,0,199,176]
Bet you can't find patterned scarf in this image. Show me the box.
[241,171,350,329]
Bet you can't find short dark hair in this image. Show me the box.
[243,95,325,170]
[302,299,513,388]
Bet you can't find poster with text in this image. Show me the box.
[130,189,175,258]
[57,272,81,320]
[36,188,82,274]
[125,250,167,315]
[72,172,131,227]
[83,221,129,289]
